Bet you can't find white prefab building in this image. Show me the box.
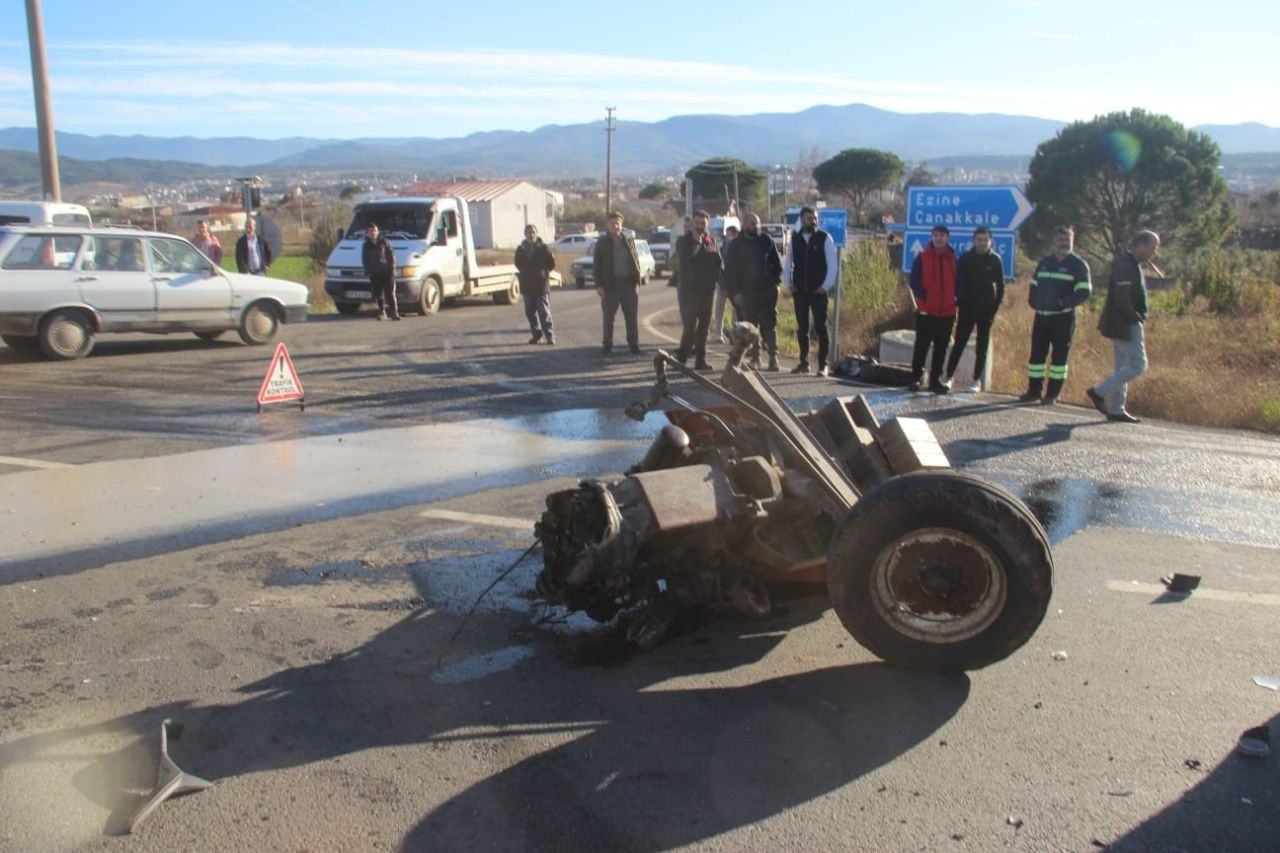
[401,180,556,249]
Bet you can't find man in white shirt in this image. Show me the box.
[782,206,837,376]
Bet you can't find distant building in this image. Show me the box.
[399,179,556,249]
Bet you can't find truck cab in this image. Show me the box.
[324,197,519,316]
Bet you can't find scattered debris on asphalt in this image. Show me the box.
[1237,725,1271,758]
[1253,675,1280,691]
[1160,573,1201,593]
[129,719,213,833]
[1051,650,1068,661]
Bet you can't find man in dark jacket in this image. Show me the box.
[1020,225,1092,404]
[944,226,1005,392]
[674,210,723,370]
[725,213,783,371]
[592,212,643,354]
[514,224,556,344]
[1087,230,1160,423]
[361,223,399,320]
[235,218,272,276]
[783,206,837,376]
[908,225,958,393]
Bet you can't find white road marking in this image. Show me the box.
[0,455,73,470]
[419,508,534,530]
[1107,580,1280,606]
[642,305,681,345]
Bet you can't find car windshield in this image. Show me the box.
[345,205,434,240]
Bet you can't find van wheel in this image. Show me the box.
[238,301,281,345]
[494,276,520,305]
[39,310,95,360]
[418,277,442,315]
[335,301,360,316]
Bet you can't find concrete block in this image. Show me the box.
[879,327,993,388]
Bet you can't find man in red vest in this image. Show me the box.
[907,225,958,393]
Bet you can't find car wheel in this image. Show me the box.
[238,301,281,345]
[194,330,226,341]
[1,334,40,353]
[493,275,520,305]
[38,310,95,360]
[418,277,442,315]
[826,471,1053,673]
[335,301,361,316]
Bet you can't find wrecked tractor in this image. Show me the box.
[535,326,1053,673]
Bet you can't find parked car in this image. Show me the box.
[0,224,308,359]
[762,223,789,256]
[571,239,656,288]
[647,227,672,272]
[549,233,598,255]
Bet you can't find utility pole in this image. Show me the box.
[24,0,60,201]
[604,107,615,216]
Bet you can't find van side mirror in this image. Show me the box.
[335,227,345,241]
[433,232,447,246]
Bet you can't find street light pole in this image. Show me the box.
[24,0,60,201]
[604,107,615,216]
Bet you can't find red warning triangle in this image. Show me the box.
[257,343,304,407]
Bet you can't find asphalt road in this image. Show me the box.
[1,282,1278,851]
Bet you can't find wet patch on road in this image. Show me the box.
[1021,477,1125,544]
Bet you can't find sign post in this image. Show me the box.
[900,185,1033,277]
[818,209,848,367]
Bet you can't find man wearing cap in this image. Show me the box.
[908,225,958,393]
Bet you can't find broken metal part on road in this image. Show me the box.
[128,719,213,834]
[535,322,1054,673]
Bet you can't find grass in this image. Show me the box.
[774,238,1280,435]
[220,254,334,313]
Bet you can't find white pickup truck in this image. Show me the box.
[324,196,521,315]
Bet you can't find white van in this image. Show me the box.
[0,200,93,228]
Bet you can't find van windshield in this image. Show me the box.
[52,213,92,226]
[345,205,434,240]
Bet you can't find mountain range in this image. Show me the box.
[1,103,1278,178]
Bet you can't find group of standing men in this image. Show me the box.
[908,221,1158,423]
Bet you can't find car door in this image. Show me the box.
[0,233,85,325]
[77,235,155,329]
[149,236,232,326]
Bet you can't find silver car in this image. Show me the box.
[0,225,309,359]
[571,239,657,288]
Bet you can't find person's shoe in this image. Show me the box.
[1018,391,1040,403]
[1086,386,1108,416]
[529,334,542,344]
[1107,410,1141,424]
[601,345,612,355]
[695,360,714,372]
[964,379,982,393]
[766,356,780,372]
[816,365,830,377]
[1041,396,1058,406]
[748,357,761,370]
[545,336,556,345]
[941,374,953,390]
[391,313,402,321]
[908,379,924,392]
[929,380,949,395]
[791,362,810,374]
[718,333,728,345]
[376,310,387,321]
[630,345,642,355]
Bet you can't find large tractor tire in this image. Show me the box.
[826,471,1053,673]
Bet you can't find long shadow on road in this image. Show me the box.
[0,597,970,846]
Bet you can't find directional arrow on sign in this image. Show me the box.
[906,185,1035,231]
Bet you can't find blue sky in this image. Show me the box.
[0,0,1274,140]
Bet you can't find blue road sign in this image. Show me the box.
[906,185,1034,232]
[902,229,1017,278]
[818,209,847,246]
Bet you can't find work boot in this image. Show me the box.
[1017,391,1040,403]
[766,354,779,372]
[1086,387,1108,415]
[545,336,556,346]
[695,360,714,372]
[529,334,542,344]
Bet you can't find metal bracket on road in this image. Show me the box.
[128,718,213,833]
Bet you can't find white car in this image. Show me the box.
[571,239,656,288]
[549,233,598,255]
[0,225,309,359]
